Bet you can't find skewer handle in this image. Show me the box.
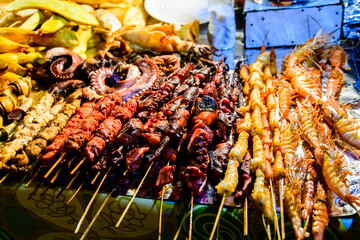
[244,197,248,236]
[115,161,154,228]
[79,190,113,240]
[280,179,285,240]
[74,166,112,233]
[209,193,226,240]
[44,153,65,179]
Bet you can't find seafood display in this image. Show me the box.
[1,1,360,239]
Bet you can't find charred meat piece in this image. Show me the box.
[208,142,233,184]
[156,165,176,187]
[182,166,207,193]
[115,118,144,148]
[126,147,150,173]
[234,151,253,206]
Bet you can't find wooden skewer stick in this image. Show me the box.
[44,153,65,179]
[79,190,114,240]
[262,214,271,240]
[189,192,194,240]
[270,179,281,240]
[280,178,285,240]
[0,173,9,184]
[25,168,40,188]
[66,171,80,190]
[209,193,226,240]
[66,182,84,205]
[244,197,248,236]
[70,157,86,175]
[216,216,220,240]
[50,168,62,184]
[115,161,154,228]
[173,204,190,240]
[159,162,170,240]
[28,181,42,200]
[158,186,166,240]
[75,166,112,233]
[41,169,62,197]
[91,172,101,185]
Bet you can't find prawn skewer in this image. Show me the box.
[312,182,329,240]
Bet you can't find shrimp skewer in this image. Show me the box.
[296,99,324,164]
[284,31,329,105]
[323,100,360,150]
[312,182,329,240]
[322,149,360,210]
[301,149,316,221]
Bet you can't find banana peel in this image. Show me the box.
[6,0,99,26]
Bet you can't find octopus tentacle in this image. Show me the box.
[153,54,181,73]
[49,79,87,95]
[45,47,83,80]
[90,67,121,94]
[118,58,160,101]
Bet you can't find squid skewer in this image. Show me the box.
[116,87,197,228]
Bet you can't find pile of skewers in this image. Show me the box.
[213,32,360,240]
[0,31,360,240]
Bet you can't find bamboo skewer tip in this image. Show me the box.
[25,168,40,188]
[67,182,84,205]
[70,157,86,175]
[158,185,166,240]
[244,197,248,236]
[44,153,65,179]
[91,172,101,185]
[0,173,9,184]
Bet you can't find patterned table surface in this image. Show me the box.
[0,181,359,240]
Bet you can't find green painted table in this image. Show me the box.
[0,181,359,240]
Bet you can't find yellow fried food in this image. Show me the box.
[176,21,199,42]
[121,1,148,26]
[215,160,240,196]
[6,0,98,26]
[0,52,43,75]
[0,27,39,44]
[0,12,16,27]
[0,36,29,53]
[0,72,22,86]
